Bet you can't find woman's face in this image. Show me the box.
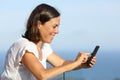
[38,16,60,43]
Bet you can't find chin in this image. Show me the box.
[44,40,52,43]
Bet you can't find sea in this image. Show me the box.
[0,50,120,80]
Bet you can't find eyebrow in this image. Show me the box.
[54,24,60,27]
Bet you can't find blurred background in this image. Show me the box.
[0,0,120,80]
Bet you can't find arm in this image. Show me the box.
[47,52,76,68]
[47,52,96,70]
[21,51,87,80]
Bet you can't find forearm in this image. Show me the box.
[42,60,80,79]
[62,60,82,70]
[44,52,89,79]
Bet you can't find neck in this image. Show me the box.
[36,41,43,49]
[36,41,43,60]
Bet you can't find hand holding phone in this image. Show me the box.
[86,45,100,66]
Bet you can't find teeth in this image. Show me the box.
[50,33,55,39]
[51,35,54,38]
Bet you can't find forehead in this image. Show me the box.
[45,16,60,25]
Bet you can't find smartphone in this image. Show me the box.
[86,45,100,66]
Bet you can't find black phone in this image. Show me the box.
[86,45,100,66]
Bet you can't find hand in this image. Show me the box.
[81,56,96,68]
[75,52,89,64]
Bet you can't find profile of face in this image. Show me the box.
[23,4,60,43]
[38,16,60,43]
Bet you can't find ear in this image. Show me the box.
[37,21,42,30]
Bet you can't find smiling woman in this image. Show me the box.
[38,16,60,43]
[0,3,96,80]
[22,3,60,44]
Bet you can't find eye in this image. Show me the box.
[53,24,59,29]
[53,26,57,29]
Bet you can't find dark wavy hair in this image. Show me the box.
[22,3,60,43]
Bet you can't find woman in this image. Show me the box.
[1,3,96,80]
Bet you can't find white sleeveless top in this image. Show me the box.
[1,38,53,80]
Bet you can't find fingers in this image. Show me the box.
[88,56,96,67]
[81,57,87,63]
[76,52,97,68]
[91,56,96,64]
[78,52,90,63]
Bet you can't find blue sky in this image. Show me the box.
[0,0,120,53]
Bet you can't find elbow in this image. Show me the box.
[36,76,47,80]
[37,76,46,80]
[37,77,46,80]
[35,71,48,80]
[36,75,47,80]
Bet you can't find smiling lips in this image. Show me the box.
[50,35,55,39]
[49,33,55,40]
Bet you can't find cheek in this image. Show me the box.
[40,25,53,38]
[45,28,53,35]
[41,28,50,38]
